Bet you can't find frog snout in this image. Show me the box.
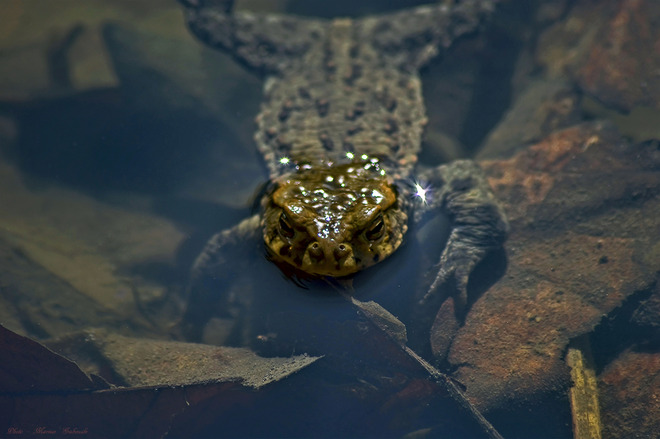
[304,241,356,275]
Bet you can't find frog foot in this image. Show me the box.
[420,232,488,316]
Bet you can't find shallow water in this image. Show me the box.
[1,1,659,438]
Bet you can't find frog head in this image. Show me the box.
[262,161,407,277]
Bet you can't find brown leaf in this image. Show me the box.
[440,122,660,413]
[0,325,106,393]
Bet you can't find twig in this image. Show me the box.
[567,335,602,439]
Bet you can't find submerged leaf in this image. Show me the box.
[0,325,107,393]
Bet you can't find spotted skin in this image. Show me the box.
[263,161,407,277]
[178,0,508,337]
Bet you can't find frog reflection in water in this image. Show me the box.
[177,0,508,338]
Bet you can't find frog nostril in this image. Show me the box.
[308,242,324,261]
[334,243,351,260]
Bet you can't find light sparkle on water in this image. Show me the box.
[414,182,428,204]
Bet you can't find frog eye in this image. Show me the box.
[278,212,295,238]
[365,214,384,241]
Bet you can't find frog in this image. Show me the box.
[176,0,508,340]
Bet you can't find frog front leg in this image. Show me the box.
[180,214,262,341]
[415,160,508,312]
